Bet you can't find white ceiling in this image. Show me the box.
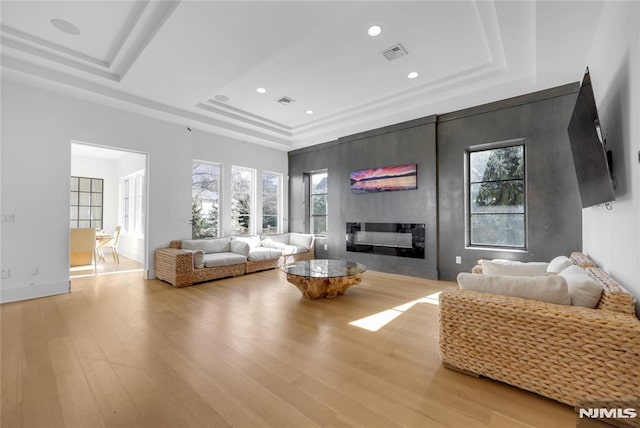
[1,1,604,151]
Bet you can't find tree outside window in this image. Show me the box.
[468,144,525,248]
[231,166,255,236]
[262,172,281,235]
[192,161,220,239]
[310,171,328,236]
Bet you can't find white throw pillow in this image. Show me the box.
[457,273,571,305]
[559,265,603,308]
[263,234,290,245]
[289,233,313,250]
[261,237,287,250]
[547,255,573,274]
[182,238,230,254]
[232,235,261,249]
[482,260,549,277]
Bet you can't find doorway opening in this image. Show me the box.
[70,142,148,279]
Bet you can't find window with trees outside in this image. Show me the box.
[121,170,145,236]
[262,172,281,235]
[231,166,255,236]
[310,171,328,236]
[70,176,103,229]
[468,143,525,248]
[192,161,220,239]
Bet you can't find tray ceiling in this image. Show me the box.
[0,1,604,150]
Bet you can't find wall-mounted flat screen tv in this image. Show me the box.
[350,163,417,194]
[567,67,615,208]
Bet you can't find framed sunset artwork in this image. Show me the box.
[350,163,417,194]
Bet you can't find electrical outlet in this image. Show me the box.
[455,256,462,264]
[29,266,39,276]
[1,214,15,223]
[1,268,10,279]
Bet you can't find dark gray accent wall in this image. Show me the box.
[437,83,583,280]
[288,140,340,259]
[289,117,438,278]
[338,117,438,278]
[289,83,583,281]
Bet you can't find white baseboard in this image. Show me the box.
[0,281,70,303]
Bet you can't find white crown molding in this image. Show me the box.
[1,0,533,153]
[1,56,294,151]
[0,1,179,82]
[196,100,292,136]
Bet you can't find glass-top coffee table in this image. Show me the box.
[281,259,367,299]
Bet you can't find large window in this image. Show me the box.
[468,143,525,248]
[262,172,281,235]
[70,176,103,229]
[121,170,145,236]
[231,166,255,236]
[192,161,220,239]
[310,171,328,236]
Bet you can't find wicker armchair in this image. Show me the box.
[439,256,639,408]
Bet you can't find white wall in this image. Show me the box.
[0,79,288,303]
[583,1,640,314]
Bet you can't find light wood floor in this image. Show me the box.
[1,269,576,428]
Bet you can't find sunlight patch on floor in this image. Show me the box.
[349,292,441,332]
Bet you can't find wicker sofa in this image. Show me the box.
[439,252,639,408]
[154,233,315,287]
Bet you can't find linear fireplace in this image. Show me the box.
[346,222,425,259]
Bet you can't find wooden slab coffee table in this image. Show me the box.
[282,259,367,299]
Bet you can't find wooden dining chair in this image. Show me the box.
[70,228,97,270]
[97,226,121,263]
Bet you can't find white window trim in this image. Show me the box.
[231,165,257,236]
[262,170,283,235]
[120,169,145,238]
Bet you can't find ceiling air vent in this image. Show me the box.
[381,43,408,62]
[277,96,295,105]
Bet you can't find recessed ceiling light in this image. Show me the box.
[214,95,229,102]
[256,87,267,94]
[407,71,419,79]
[306,110,314,115]
[368,25,383,37]
[51,18,80,35]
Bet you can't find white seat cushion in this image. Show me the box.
[203,252,247,268]
[457,272,571,305]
